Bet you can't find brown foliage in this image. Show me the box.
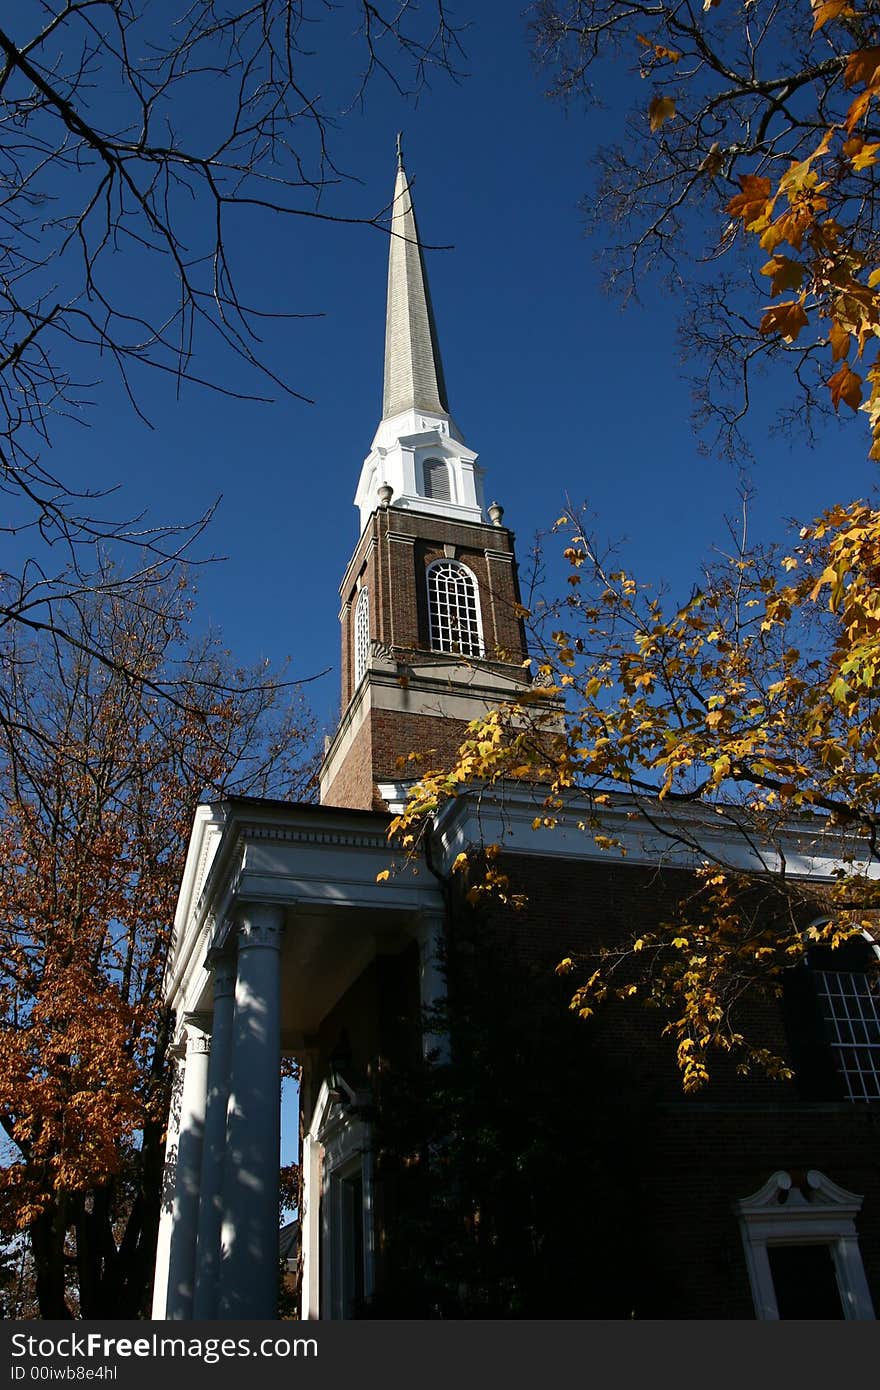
[0,571,317,1316]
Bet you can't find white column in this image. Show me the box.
[151,1052,185,1318]
[218,902,285,1319]
[193,952,236,1319]
[300,1132,322,1321]
[164,1017,211,1319]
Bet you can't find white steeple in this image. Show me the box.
[354,140,487,533]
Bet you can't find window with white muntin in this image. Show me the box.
[427,560,483,658]
[813,932,880,1102]
[354,587,370,687]
[783,927,880,1103]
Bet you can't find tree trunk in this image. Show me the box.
[31,1203,72,1319]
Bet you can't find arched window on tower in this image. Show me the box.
[423,457,452,503]
[427,560,483,657]
[782,929,880,1102]
[354,587,370,687]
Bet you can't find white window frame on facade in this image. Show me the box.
[736,1169,875,1319]
[808,924,880,1103]
[300,1079,375,1320]
[426,559,484,658]
[354,586,370,688]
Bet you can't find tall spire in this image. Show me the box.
[382,137,449,418]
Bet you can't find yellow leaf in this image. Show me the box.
[376,869,390,882]
[648,95,677,132]
[851,142,880,170]
[451,852,469,874]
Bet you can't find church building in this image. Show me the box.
[150,150,880,1322]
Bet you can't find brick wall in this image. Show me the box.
[440,850,880,1317]
[338,504,528,699]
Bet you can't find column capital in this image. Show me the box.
[206,948,236,999]
[233,901,285,952]
[183,1014,212,1056]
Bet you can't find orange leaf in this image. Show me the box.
[727,174,773,231]
[759,300,809,343]
[828,362,863,411]
[829,322,851,362]
[846,88,876,132]
[845,49,880,90]
[811,0,854,34]
[637,35,681,63]
[648,95,677,132]
[760,255,804,297]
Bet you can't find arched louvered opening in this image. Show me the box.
[354,587,370,686]
[423,457,452,502]
[426,560,483,657]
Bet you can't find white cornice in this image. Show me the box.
[165,799,443,1013]
[429,785,880,882]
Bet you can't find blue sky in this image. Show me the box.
[35,3,878,743]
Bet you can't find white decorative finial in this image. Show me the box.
[396,131,404,170]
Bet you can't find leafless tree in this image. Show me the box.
[531,1,880,455]
[0,1,462,699]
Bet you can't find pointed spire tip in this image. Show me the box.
[396,131,404,170]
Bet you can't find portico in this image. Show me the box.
[151,798,443,1320]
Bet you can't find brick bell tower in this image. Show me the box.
[320,142,533,811]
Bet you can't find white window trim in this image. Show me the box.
[354,586,370,688]
[300,1078,375,1321]
[736,1169,875,1319]
[426,558,485,657]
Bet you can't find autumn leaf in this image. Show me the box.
[760,255,804,297]
[828,362,864,411]
[727,174,773,231]
[758,300,809,343]
[637,35,681,64]
[829,322,851,362]
[845,88,876,133]
[648,95,677,132]
[844,49,880,91]
[810,0,854,34]
[850,142,880,171]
